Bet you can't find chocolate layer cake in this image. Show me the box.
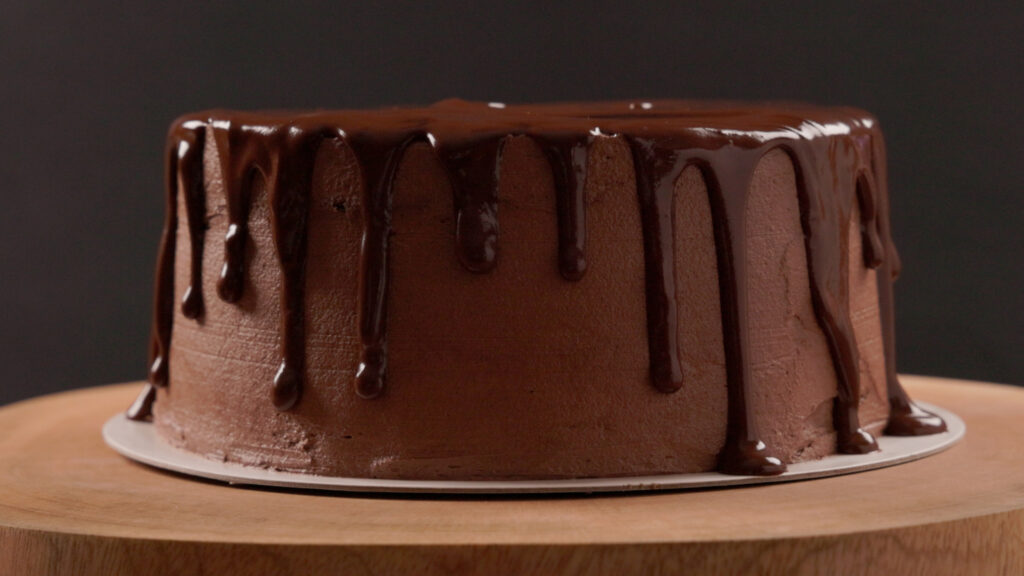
[126,100,945,479]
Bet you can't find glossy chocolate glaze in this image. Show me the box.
[126,120,197,420]
[347,131,425,400]
[266,128,328,411]
[539,132,591,281]
[127,99,946,474]
[178,125,207,321]
[870,135,948,436]
[212,120,264,304]
[437,135,505,274]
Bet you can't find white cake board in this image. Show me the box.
[103,402,963,494]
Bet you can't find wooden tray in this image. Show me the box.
[1,375,1022,574]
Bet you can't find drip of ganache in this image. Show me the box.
[855,174,885,270]
[628,137,686,394]
[347,132,426,399]
[127,118,204,420]
[178,126,207,320]
[786,138,877,454]
[266,126,334,411]
[868,133,948,436]
[127,101,945,475]
[539,133,591,281]
[213,121,268,303]
[703,147,790,476]
[125,384,157,421]
[435,136,505,273]
[684,144,790,475]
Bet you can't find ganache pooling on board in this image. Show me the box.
[126,99,947,476]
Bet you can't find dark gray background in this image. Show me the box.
[1,2,1021,406]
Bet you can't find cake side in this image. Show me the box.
[129,101,945,480]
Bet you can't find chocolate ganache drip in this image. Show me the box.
[347,131,426,399]
[128,118,203,421]
[700,145,789,475]
[435,135,505,273]
[628,136,686,394]
[266,126,332,411]
[625,132,785,473]
[787,137,878,455]
[870,134,948,436]
[178,125,207,321]
[540,132,592,281]
[127,100,946,474]
[213,120,268,304]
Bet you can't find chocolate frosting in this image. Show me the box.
[127,99,946,475]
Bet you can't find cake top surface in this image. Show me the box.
[176,99,877,146]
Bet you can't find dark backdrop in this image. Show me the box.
[1,1,1021,406]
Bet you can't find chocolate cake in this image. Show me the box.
[125,100,946,479]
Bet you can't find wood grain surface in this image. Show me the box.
[1,375,1022,575]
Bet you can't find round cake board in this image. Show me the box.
[103,401,964,494]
